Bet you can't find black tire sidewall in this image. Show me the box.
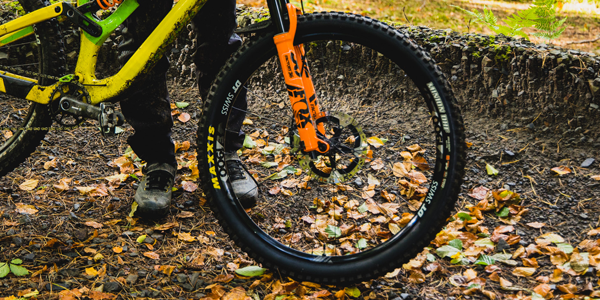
[0,0,61,177]
[200,14,463,282]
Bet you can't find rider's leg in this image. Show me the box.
[118,0,176,217]
[192,0,258,207]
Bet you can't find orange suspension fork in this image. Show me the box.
[273,4,329,153]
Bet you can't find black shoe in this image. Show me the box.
[134,162,176,217]
[225,152,258,209]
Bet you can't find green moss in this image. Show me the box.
[429,35,441,43]
[472,51,481,58]
[493,45,512,63]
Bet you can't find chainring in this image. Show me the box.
[291,111,368,184]
[49,81,91,127]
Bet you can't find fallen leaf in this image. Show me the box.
[181,181,198,192]
[44,158,58,170]
[175,140,191,152]
[236,266,266,277]
[411,156,429,170]
[392,162,412,177]
[281,178,299,188]
[2,130,13,139]
[207,246,224,261]
[269,186,281,195]
[221,286,249,300]
[370,158,385,170]
[136,235,146,243]
[550,269,563,282]
[154,222,179,231]
[176,211,194,218]
[551,166,571,175]
[85,267,98,277]
[557,283,577,294]
[468,186,489,200]
[499,277,512,288]
[143,252,160,260]
[178,112,191,123]
[45,238,61,248]
[408,270,426,284]
[406,144,422,152]
[381,190,397,202]
[526,222,546,229]
[464,269,477,281]
[512,267,536,277]
[367,136,385,148]
[76,186,97,196]
[522,257,539,268]
[213,274,234,283]
[19,179,38,191]
[486,164,499,176]
[58,288,83,300]
[481,290,497,300]
[178,232,196,242]
[408,170,427,184]
[312,290,332,298]
[400,151,413,161]
[2,220,18,226]
[84,221,103,229]
[533,283,551,297]
[367,175,380,186]
[54,178,72,191]
[536,233,565,245]
[156,265,176,276]
[15,203,38,215]
[88,291,117,300]
[93,253,104,262]
[569,251,589,273]
[104,174,128,185]
[344,286,361,298]
[112,247,123,254]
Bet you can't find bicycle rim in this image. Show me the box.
[200,13,464,283]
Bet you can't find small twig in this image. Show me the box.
[566,35,600,45]
[467,19,472,34]
[402,7,413,26]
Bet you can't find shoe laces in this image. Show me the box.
[145,170,173,191]
[226,160,246,181]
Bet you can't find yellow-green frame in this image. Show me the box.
[0,0,208,104]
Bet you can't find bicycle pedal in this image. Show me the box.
[98,103,125,137]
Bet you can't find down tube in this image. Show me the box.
[84,0,208,103]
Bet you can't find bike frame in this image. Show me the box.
[0,0,206,104]
[0,0,328,152]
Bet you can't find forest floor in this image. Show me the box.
[1,79,600,299]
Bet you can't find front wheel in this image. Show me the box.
[198,12,465,284]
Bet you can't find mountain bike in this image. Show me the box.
[0,0,465,284]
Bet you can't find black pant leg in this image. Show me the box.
[192,0,245,151]
[119,0,176,167]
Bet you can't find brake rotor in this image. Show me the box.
[291,111,368,184]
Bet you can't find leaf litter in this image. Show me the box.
[1,73,599,299]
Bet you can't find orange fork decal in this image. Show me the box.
[273,4,329,153]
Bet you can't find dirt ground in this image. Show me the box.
[1,70,600,298]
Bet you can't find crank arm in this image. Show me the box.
[59,97,125,135]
